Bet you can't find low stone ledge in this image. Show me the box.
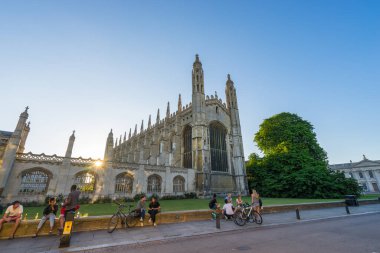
[0,199,378,239]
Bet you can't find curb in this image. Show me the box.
[58,210,380,253]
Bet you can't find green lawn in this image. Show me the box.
[20,194,379,220]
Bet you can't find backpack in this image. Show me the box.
[209,199,215,209]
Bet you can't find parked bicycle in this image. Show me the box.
[107,201,138,233]
[233,202,263,226]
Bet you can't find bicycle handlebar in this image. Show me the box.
[114,201,134,208]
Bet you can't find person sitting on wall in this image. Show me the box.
[33,197,58,237]
[58,185,81,234]
[0,200,23,239]
[209,193,218,210]
[148,197,160,227]
[135,195,147,223]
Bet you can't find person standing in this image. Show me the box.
[0,201,23,239]
[251,189,260,213]
[148,197,160,227]
[33,197,58,237]
[59,185,80,234]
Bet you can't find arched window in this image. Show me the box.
[173,176,185,193]
[115,173,133,194]
[19,169,50,194]
[147,174,161,194]
[183,125,192,168]
[75,171,96,193]
[209,122,228,172]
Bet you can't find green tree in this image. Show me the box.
[247,112,360,198]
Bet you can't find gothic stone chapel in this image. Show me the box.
[0,55,248,203]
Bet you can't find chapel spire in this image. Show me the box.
[156,108,160,124]
[166,102,170,118]
[192,54,204,94]
[148,114,151,128]
[178,94,182,112]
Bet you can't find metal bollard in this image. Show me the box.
[345,205,350,214]
[296,208,301,220]
[216,206,221,229]
[59,211,75,248]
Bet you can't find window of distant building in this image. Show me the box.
[173,176,185,193]
[115,173,133,194]
[75,171,96,193]
[19,169,50,194]
[147,174,162,194]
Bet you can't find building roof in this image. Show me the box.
[329,158,380,170]
[0,130,13,138]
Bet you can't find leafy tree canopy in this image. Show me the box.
[247,112,360,198]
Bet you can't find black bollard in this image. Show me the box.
[296,208,301,220]
[59,211,75,248]
[345,205,350,214]
[216,207,221,229]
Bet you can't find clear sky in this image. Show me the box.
[1,1,379,164]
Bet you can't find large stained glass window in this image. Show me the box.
[209,122,228,172]
[183,125,192,168]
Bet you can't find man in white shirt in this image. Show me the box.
[0,201,23,239]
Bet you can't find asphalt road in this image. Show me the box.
[82,213,380,253]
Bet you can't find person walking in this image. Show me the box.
[148,197,160,227]
[0,201,23,239]
[33,197,58,237]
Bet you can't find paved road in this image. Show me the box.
[83,213,380,253]
[1,204,380,253]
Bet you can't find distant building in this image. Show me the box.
[0,55,248,203]
[329,155,380,193]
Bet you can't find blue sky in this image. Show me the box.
[1,1,379,164]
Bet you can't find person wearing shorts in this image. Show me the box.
[0,201,23,239]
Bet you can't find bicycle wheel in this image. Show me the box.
[233,210,247,226]
[247,212,254,223]
[253,211,263,225]
[126,213,137,228]
[108,214,119,233]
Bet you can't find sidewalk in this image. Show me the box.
[1,204,379,253]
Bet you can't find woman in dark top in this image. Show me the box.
[33,197,58,237]
[148,197,160,227]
